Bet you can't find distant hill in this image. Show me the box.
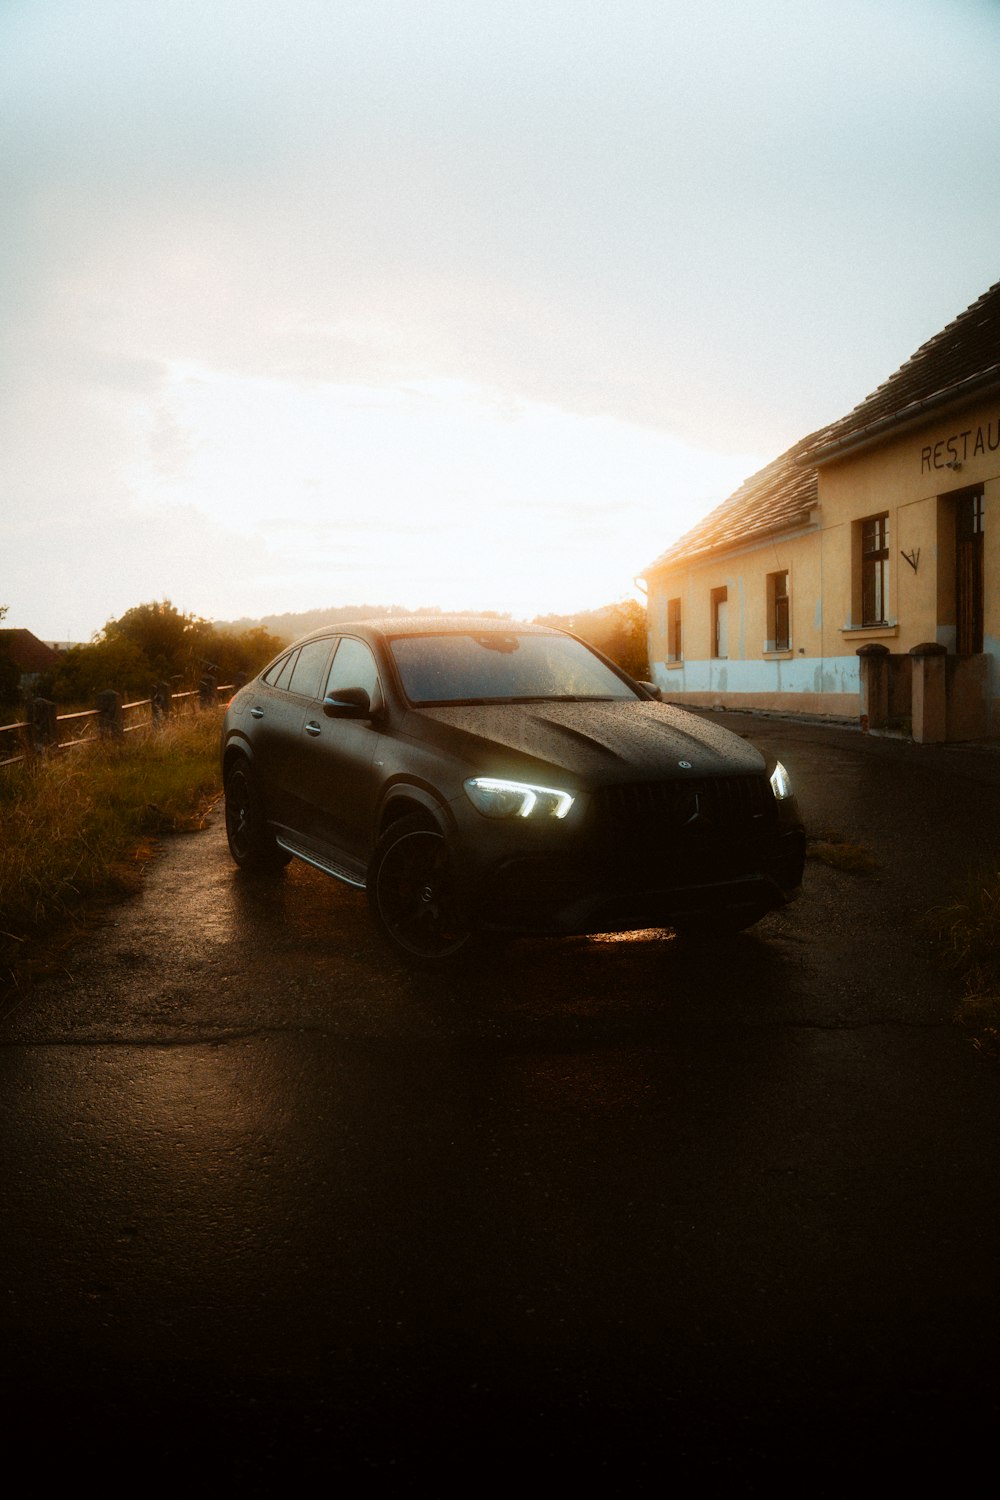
[213,604,512,644]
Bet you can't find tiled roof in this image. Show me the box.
[640,426,830,576]
[804,280,1000,461]
[642,279,1000,574]
[0,630,60,673]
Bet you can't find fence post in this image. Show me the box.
[96,689,124,740]
[152,682,172,723]
[29,697,57,753]
[198,671,218,708]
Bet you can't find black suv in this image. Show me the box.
[221,616,805,963]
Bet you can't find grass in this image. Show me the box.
[0,709,223,996]
[928,866,1000,1057]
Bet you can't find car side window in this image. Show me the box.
[287,639,334,699]
[263,650,298,689]
[325,637,382,711]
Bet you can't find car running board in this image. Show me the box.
[276,836,367,890]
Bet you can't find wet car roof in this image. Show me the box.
[299,616,553,642]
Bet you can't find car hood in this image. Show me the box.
[407,700,765,784]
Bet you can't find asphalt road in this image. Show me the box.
[2,713,1000,1490]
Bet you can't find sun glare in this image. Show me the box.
[141,366,763,623]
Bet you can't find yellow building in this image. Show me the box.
[640,282,1000,742]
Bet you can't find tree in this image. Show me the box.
[533,598,650,680]
[207,625,286,681]
[46,636,151,703]
[102,600,213,685]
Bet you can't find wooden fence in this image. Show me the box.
[0,675,239,770]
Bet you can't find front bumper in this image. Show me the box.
[457,820,806,937]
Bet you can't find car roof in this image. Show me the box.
[294,615,558,645]
[371,615,554,638]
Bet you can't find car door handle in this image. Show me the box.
[305,721,322,736]
[250,707,264,719]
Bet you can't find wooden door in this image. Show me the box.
[956,491,984,654]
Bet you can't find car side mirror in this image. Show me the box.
[323,686,371,719]
[638,681,663,702]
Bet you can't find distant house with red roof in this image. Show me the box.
[0,629,61,693]
[640,281,1000,742]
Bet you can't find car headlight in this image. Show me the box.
[769,760,793,800]
[464,777,575,820]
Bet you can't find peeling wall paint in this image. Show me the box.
[984,634,1000,697]
[652,656,860,697]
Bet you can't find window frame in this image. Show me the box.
[860,513,889,627]
[666,597,682,663]
[766,570,790,652]
[286,638,336,699]
[710,586,728,660]
[324,635,384,713]
[263,649,299,690]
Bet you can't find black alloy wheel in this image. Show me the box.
[368,815,472,963]
[224,760,291,872]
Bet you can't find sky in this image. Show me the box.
[3,0,1000,643]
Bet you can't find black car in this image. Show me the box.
[221,616,805,964]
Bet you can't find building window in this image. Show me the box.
[861,514,889,626]
[667,597,682,662]
[767,571,789,651]
[710,586,728,659]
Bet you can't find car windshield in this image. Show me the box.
[388,631,641,705]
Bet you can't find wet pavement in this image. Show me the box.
[2,712,1000,1489]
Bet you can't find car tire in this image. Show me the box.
[368,815,473,965]
[224,759,291,872]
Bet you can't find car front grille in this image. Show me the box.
[591,774,776,837]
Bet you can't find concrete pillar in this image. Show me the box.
[856,644,890,733]
[910,642,947,745]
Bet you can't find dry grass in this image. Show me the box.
[0,709,222,993]
[928,867,1000,1056]
[806,828,879,873]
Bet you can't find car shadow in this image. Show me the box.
[393,919,799,1036]
[227,856,805,1042]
